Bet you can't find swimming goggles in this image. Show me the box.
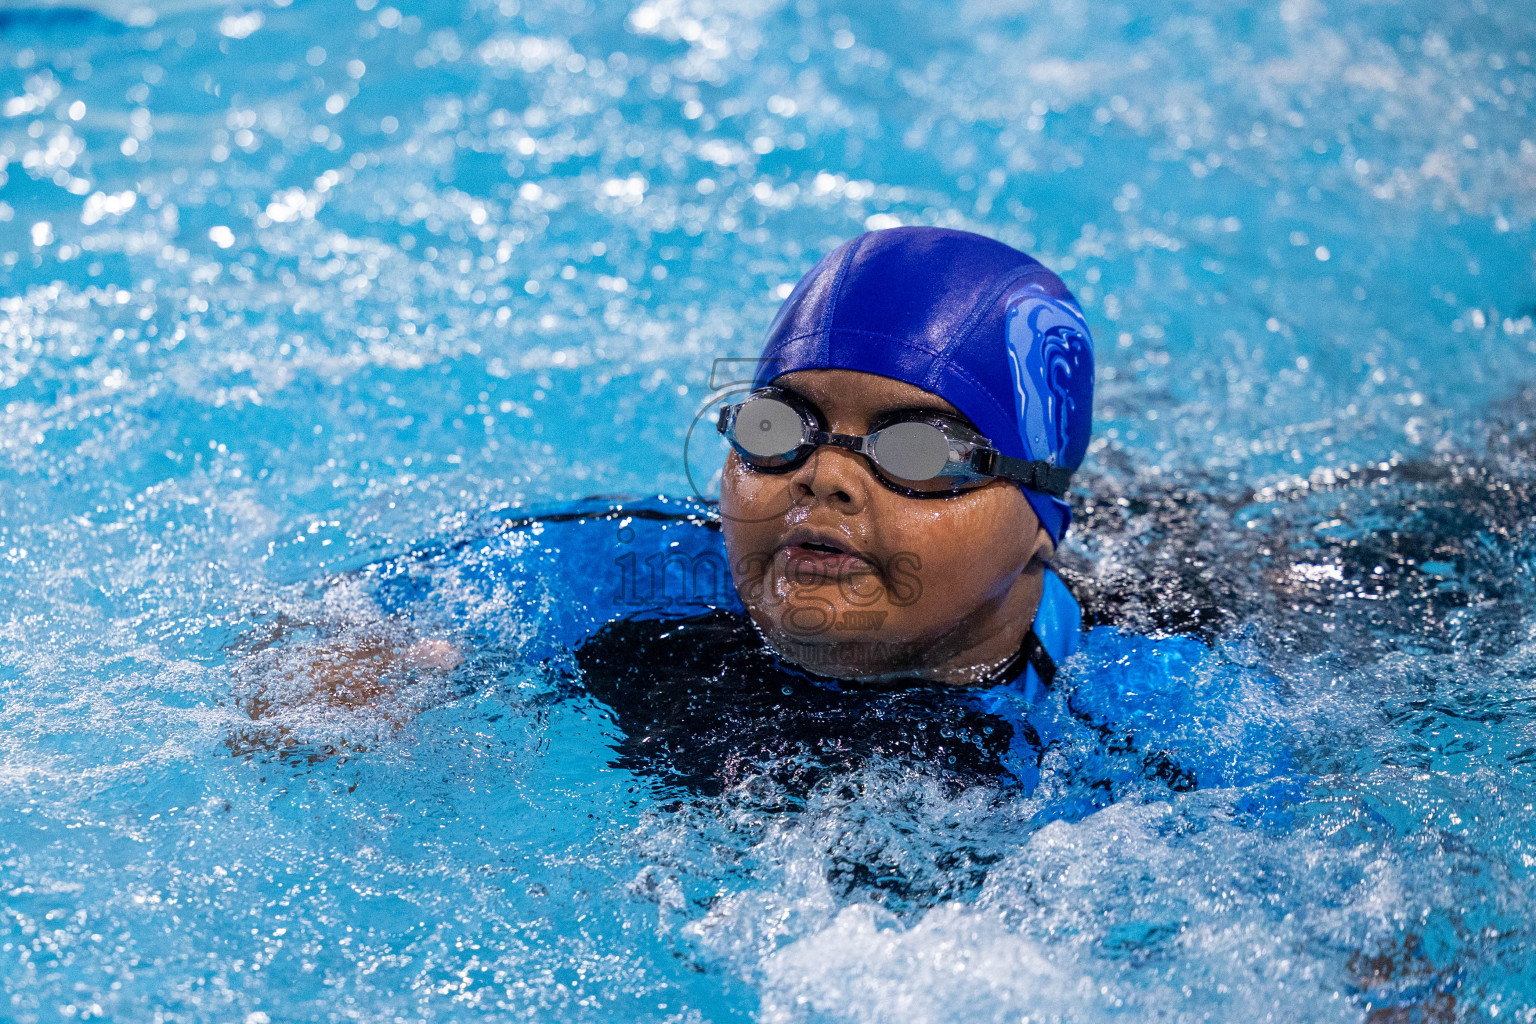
[717,387,1072,499]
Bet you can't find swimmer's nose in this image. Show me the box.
[790,446,870,512]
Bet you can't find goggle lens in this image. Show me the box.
[867,420,953,486]
[733,396,808,463]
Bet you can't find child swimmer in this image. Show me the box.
[576,226,1101,792]
[714,226,1092,692]
[235,226,1106,792]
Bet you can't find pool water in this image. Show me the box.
[2,0,1535,1020]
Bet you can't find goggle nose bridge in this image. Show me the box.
[805,428,873,460]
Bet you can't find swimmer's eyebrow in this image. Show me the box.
[872,402,971,421]
[871,404,983,435]
[775,384,974,430]
[771,382,826,417]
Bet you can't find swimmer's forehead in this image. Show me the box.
[771,368,966,423]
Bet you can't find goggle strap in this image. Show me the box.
[985,451,1073,498]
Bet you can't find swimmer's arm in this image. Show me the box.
[297,637,462,709]
[227,621,465,755]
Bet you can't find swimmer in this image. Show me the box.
[712,225,1092,688]
[576,226,1096,791]
[234,227,1095,787]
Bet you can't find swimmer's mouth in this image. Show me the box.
[779,530,876,573]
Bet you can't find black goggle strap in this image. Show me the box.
[981,450,1073,498]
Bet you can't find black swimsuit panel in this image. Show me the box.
[573,608,1046,797]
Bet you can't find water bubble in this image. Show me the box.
[218,11,264,39]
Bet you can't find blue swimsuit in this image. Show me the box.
[364,503,1290,807]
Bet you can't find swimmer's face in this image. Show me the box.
[720,369,1055,684]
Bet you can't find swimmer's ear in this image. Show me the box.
[1028,523,1056,570]
[1013,489,1054,570]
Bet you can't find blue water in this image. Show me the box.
[2,0,1535,1020]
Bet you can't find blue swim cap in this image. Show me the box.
[753,227,1095,545]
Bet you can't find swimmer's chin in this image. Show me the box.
[746,614,973,687]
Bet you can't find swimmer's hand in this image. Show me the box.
[226,619,464,760]
[253,636,463,711]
